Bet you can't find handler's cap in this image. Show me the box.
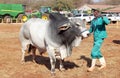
[92,8,101,12]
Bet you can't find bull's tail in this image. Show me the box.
[28,44,32,53]
[27,44,36,54]
[27,44,36,62]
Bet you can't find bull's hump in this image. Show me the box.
[49,13,68,22]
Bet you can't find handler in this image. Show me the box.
[87,9,110,72]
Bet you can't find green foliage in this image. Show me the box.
[1,0,120,11]
[52,0,74,11]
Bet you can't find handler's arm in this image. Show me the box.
[89,21,94,33]
[102,16,110,25]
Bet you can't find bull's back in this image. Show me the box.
[28,18,49,48]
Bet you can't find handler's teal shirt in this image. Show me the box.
[89,16,110,39]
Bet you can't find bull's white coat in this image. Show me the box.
[19,16,89,75]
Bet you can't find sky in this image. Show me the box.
[92,0,104,3]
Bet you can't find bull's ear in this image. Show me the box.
[58,25,71,31]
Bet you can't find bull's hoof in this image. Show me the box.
[60,68,65,71]
[21,60,25,64]
[55,56,61,59]
[40,52,45,56]
[51,72,56,76]
[32,60,36,63]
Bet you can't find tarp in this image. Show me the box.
[0,4,24,17]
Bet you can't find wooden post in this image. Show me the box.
[83,19,86,27]
[116,20,119,28]
[2,18,3,23]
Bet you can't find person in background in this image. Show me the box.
[87,9,110,72]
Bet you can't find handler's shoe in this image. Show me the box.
[87,67,95,72]
[99,57,106,70]
[87,59,97,72]
[98,65,106,70]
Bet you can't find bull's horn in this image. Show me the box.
[58,25,70,30]
[76,22,81,26]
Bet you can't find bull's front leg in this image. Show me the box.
[47,46,56,76]
[21,44,30,63]
[55,52,65,71]
[50,57,56,76]
[59,59,65,71]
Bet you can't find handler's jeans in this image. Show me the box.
[91,38,104,59]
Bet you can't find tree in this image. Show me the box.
[2,0,119,11]
[105,0,120,5]
[52,0,74,11]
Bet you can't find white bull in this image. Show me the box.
[19,13,89,75]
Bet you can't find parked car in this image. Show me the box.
[102,13,120,24]
[73,13,94,24]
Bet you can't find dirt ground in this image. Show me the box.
[0,23,120,78]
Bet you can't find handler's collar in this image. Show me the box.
[94,15,102,20]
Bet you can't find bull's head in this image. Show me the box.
[69,17,89,38]
[69,17,90,47]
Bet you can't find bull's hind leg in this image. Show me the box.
[21,44,30,63]
[30,45,36,62]
[21,49,26,63]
